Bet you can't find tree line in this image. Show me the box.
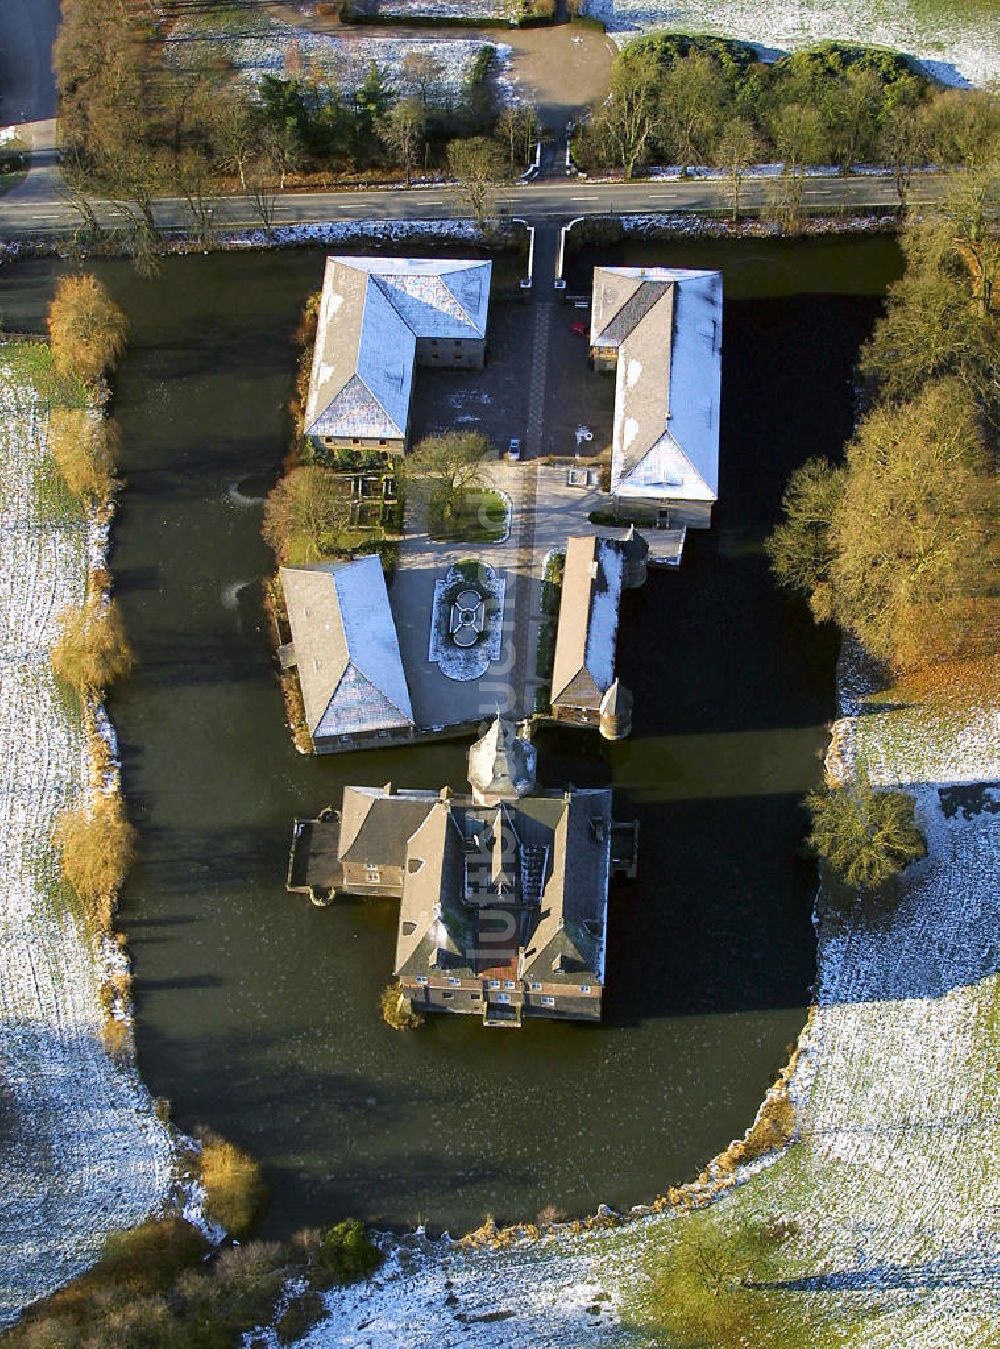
[55,0,538,249]
[769,167,998,888]
[576,35,1000,190]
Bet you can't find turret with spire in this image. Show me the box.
[467,714,537,805]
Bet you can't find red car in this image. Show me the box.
[570,320,588,338]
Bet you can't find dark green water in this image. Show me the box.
[0,235,900,1236]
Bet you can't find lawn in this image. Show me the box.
[428,488,510,543]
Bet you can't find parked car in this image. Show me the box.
[507,436,522,461]
[570,320,588,338]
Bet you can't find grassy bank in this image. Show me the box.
[0,340,173,1327]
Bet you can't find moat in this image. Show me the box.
[1,232,900,1236]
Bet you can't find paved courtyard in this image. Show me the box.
[390,264,679,733]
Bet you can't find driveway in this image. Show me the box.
[0,0,60,209]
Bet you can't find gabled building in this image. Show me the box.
[590,266,722,529]
[279,554,414,753]
[550,533,644,739]
[287,718,635,1026]
[304,255,492,457]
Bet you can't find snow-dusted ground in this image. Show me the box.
[0,351,173,1328]
[273,632,998,1346]
[582,0,1000,87]
[165,12,513,102]
[374,0,509,17]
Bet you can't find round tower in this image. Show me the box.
[621,524,649,590]
[468,715,538,805]
[599,679,633,740]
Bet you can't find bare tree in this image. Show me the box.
[593,49,659,180]
[714,116,762,220]
[212,84,260,193]
[262,467,351,564]
[881,100,928,205]
[176,148,217,247]
[379,99,426,187]
[400,432,492,527]
[401,51,446,111]
[496,104,540,174]
[658,52,726,175]
[447,137,505,226]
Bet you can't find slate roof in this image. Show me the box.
[591,266,722,506]
[304,256,492,443]
[550,535,624,711]
[280,556,414,740]
[330,773,612,988]
[519,789,612,985]
[339,787,438,864]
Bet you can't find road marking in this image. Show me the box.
[570,195,599,201]
[419,199,444,205]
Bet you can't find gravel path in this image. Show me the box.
[0,352,173,1328]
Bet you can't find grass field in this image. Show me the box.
[0,343,173,1328]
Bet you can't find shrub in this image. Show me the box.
[316,1218,383,1284]
[48,274,128,385]
[276,1289,326,1344]
[541,551,564,616]
[98,1218,208,1291]
[100,1016,134,1064]
[197,1128,267,1237]
[51,596,134,695]
[55,794,136,929]
[381,982,424,1030]
[49,409,119,502]
[806,780,927,888]
[535,619,556,680]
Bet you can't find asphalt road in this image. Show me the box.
[0,0,933,240]
[0,171,935,241]
[0,0,58,125]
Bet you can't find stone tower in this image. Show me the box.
[621,524,649,590]
[467,715,538,805]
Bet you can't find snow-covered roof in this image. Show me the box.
[281,556,414,739]
[304,256,492,443]
[592,267,722,506]
[550,536,624,711]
